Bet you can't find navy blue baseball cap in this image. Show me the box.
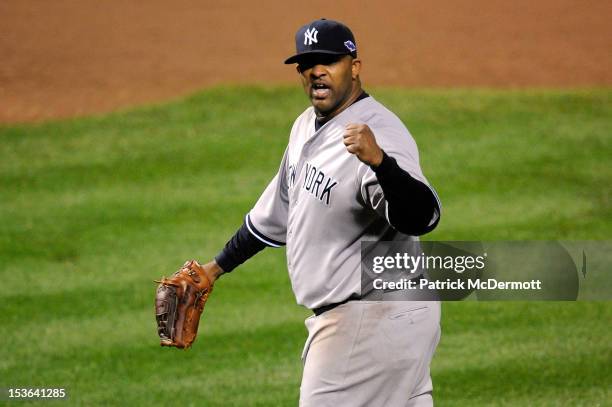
[284,18,357,64]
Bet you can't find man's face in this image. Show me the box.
[296,54,361,117]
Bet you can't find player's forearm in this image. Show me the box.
[214,222,269,273]
[371,151,440,235]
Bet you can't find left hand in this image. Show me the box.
[343,123,384,167]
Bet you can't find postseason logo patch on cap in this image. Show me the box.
[344,40,356,52]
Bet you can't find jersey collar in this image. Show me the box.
[314,90,370,131]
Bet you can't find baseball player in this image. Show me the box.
[198,18,442,406]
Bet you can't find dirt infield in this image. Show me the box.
[1,0,610,123]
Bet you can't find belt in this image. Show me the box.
[313,296,355,316]
[312,274,426,316]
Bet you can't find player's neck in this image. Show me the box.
[315,85,364,125]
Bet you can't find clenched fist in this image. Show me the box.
[343,123,384,167]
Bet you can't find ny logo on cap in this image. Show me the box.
[304,27,318,45]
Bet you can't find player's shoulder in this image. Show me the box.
[354,96,411,137]
[287,106,316,141]
[293,106,316,127]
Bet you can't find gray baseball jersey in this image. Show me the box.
[247,95,440,310]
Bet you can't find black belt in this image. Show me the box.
[312,274,426,316]
[313,296,355,316]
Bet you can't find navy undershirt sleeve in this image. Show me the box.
[371,151,440,235]
[214,222,268,273]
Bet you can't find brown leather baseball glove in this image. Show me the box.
[155,260,214,349]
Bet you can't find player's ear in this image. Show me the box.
[351,58,362,79]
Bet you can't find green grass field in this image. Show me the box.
[1,87,610,406]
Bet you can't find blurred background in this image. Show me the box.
[1,1,610,406]
[1,0,610,122]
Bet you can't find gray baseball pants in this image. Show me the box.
[299,300,441,407]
